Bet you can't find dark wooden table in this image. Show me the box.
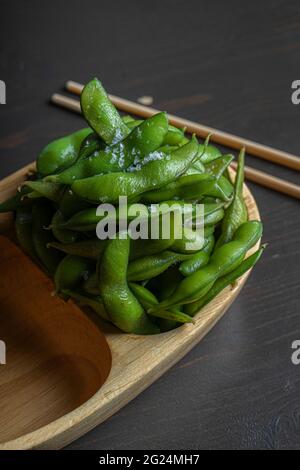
[1,0,299,450]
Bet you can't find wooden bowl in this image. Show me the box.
[0,164,260,449]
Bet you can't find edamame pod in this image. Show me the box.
[83,271,99,295]
[77,132,103,161]
[99,235,159,334]
[49,238,107,259]
[51,210,79,244]
[72,137,199,203]
[125,118,186,146]
[37,128,91,176]
[32,201,62,275]
[0,186,32,213]
[201,207,224,226]
[149,220,263,311]
[162,125,186,146]
[179,235,215,276]
[185,245,265,315]
[127,251,193,282]
[129,282,193,324]
[204,175,233,201]
[198,143,222,163]
[15,205,37,260]
[204,154,234,179]
[62,289,110,322]
[48,113,169,184]
[54,200,196,232]
[215,148,247,248]
[171,228,206,254]
[59,188,91,218]
[141,173,215,203]
[81,78,130,144]
[129,237,175,260]
[24,180,64,203]
[54,255,94,294]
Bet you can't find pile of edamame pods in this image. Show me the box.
[0,78,264,334]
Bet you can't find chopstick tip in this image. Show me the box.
[65,80,74,90]
[50,93,60,103]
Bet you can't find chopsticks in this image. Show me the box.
[65,81,300,172]
[50,83,300,200]
[230,161,300,199]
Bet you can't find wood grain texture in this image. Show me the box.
[0,0,299,450]
[0,166,259,449]
[0,236,111,445]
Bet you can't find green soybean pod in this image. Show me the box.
[215,148,247,248]
[32,201,62,275]
[154,265,184,301]
[185,245,265,316]
[81,78,130,144]
[52,206,109,231]
[179,235,215,276]
[154,266,184,331]
[15,205,37,260]
[198,143,222,163]
[127,251,192,282]
[157,144,179,153]
[129,282,193,324]
[124,112,168,159]
[0,186,32,213]
[149,220,263,311]
[204,176,233,201]
[185,159,206,175]
[121,115,136,124]
[59,188,91,219]
[48,112,169,184]
[37,128,91,176]
[162,125,186,146]
[24,181,65,203]
[51,210,79,244]
[50,188,89,243]
[99,235,159,334]
[218,175,234,198]
[204,154,234,179]
[202,207,225,226]
[141,173,215,203]
[77,131,103,161]
[56,200,195,232]
[71,137,199,203]
[83,271,99,295]
[48,238,107,259]
[171,228,206,254]
[54,255,95,293]
[62,289,110,322]
[125,119,186,147]
[129,237,175,260]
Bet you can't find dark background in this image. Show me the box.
[1,0,300,450]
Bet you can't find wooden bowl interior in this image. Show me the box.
[0,231,112,443]
[0,286,111,443]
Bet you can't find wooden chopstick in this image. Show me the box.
[50,92,300,200]
[230,162,300,200]
[65,80,300,172]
